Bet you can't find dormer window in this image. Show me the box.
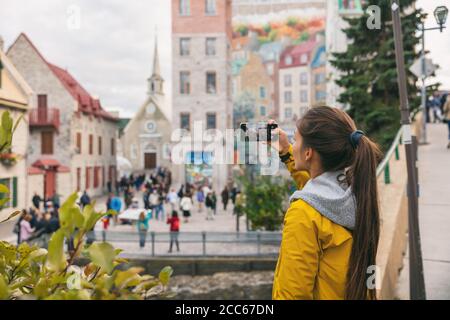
[285,55,293,65]
[300,54,308,64]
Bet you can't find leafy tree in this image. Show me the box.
[0,193,173,300]
[330,0,428,150]
[237,171,292,231]
[286,17,299,28]
[236,25,249,37]
[263,23,272,34]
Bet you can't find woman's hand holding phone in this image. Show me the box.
[267,119,290,155]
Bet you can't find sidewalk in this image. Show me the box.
[396,123,450,299]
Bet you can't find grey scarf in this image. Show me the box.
[289,170,356,230]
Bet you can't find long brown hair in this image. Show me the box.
[296,106,382,300]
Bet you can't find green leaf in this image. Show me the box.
[45,230,67,272]
[0,184,9,193]
[1,111,13,132]
[12,113,24,134]
[88,242,115,274]
[114,268,143,289]
[0,210,22,224]
[60,192,79,212]
[0,241,17,261]
[71,208,84,229]
[158,266,173,286]
[83,205,103,231]
[0,274,10,300]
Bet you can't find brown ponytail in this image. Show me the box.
[346,135,382,300]
[297,106,382,300]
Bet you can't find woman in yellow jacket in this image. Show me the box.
[271,106,382,300]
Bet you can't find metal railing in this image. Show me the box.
[29,108,60,130]
[376,128,403,184]
[95,230,282,257]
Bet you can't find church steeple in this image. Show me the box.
[148,30,164,96]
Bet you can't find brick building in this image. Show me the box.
[7,33,118,200]
[171,0,233,191]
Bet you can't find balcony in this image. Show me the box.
[29,108,60,131]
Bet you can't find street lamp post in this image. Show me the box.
[391,0,427,300]
[419,6,448,145]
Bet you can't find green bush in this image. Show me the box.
[0,193,173,300]
[0,110,173,300]
[238,171,292,231]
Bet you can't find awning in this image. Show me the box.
[28,166,44,175]
[32,158,62,168]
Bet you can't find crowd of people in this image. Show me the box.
[427,91,450,149]
[15,192,62,247]
[13,164,244,255]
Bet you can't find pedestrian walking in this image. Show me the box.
[221,186,229,211]
[180,193,193,223]
[443,94,450,149]
[32,192,43,211]
[167,210,180,253]
[196,187,205,212]
[205,192,215,220]
[19,212,35,244]
[51,191,61,210]
[137,211,152,248]
[167,188,179,211]
[80,191,91,209]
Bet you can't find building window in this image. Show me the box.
[284,91,292,103]
[266,63,274,76]
[179,0,190,15]
[260,106,267,116]
[111,138,116,156]
[180,113,190,131]
[315,73,325,84]
[86,167,91,190]
[260,86,266,98]
[285,107,292,119]
[205,0,216,15]
[284,55,292,65]
[300,90,308,103]
[76,168,81,191]
[180,38,190,56]
[89,134,93,155]
[0,177,18,208]
[284,74,292,87]
[300,54,308,64]
[206,38,216,56]
[206,72,217,94]
[180,71,190,94]
[102,166,105,187]
[76,132,82,153]
[98,136,102,155]
[38,94,48,109]
[94,166,100,188]
[206,113,216,129]
[41,131,54,154]
[316,90,327,101]
[300,72,308,85]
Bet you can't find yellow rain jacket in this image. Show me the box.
[272,145,353,300]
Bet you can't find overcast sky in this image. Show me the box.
[1,0,449,118]
[1,0,172,118]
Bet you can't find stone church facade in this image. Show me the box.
[120,38,172,173]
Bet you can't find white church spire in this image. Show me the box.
[148,27,164,96]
